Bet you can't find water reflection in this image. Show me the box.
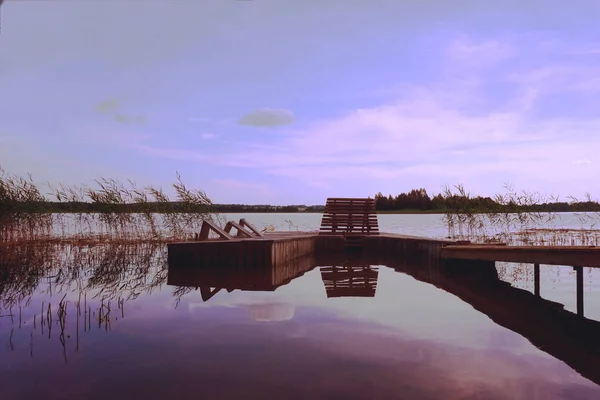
[320,264,379,298]
[167,253,317,301]
[1,242,600,399]
[393,257,600,388]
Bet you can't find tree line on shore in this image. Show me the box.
[3,191,600,214]
[1,201,325,214]
[374,188,600,213]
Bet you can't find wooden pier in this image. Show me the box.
[440,244,600,267]
[168,197,600,291]
[439,243,600,317]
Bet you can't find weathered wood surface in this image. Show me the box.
[168,232,317,268]
[199,219,234,240]
[441,244,600,267]
[197,218,264,241]
[223,220,254,238]
[319,197,379,235]
[239,218,264,237]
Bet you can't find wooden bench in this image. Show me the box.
[319,197,379,235]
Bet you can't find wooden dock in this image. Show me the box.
[168,231,318,270]
[168,197,600,275]
[440,244,600,267]
[168,198,453,268]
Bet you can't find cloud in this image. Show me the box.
[573,159,592,165]
[95,99,120,114]
[238,108,295,128]
[200,133,217,140]
[95,99,147,125]
[114,114,132,124]
[446,38,515,68]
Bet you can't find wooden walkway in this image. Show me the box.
[441,244,600,267]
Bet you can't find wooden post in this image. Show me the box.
[534,263,540,297]
[574,266,584,317]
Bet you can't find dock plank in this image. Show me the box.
[441,245,600,267]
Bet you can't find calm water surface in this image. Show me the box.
[1,213,599,399]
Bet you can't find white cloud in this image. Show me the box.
[446,38,515,67]
[573,159,592,165]
[238,108,295,128]
[200,133,217,140]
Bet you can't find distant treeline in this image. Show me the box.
[0,201,326,214]
[374,189,600,213]
[212,204,325,213]
[2,190,600,214]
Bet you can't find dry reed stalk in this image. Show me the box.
[1,168,221,243]
[441,183,600,246]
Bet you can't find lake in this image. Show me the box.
[1,213,599,399]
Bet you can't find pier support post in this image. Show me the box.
[574,266,584,317]
[534,263,540,297]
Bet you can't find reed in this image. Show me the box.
[0,168,222,243]
[441,183,600,246]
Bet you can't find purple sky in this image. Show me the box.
[1,1,599,205]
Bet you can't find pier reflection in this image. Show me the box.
[389,254,600,387]
[320,263,379,298]
[168,246,600,386]
[167,252,382,300]
[166,253,317,301]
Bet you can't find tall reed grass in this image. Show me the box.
[441,183,600,246]
[0,168,223,243]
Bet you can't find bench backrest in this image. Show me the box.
[319,197,379,235]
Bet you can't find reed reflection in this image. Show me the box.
[0,241,165,362]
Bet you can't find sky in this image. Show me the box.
[1,0,600,205]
